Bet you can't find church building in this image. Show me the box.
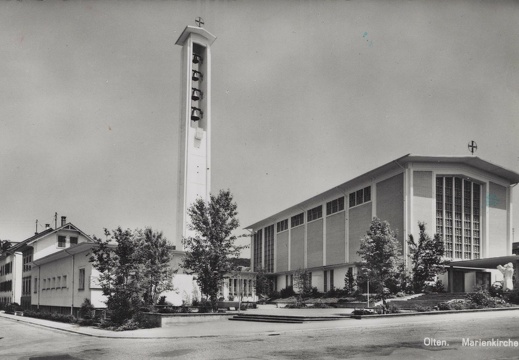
[247,154,519,293]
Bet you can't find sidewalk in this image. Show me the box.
[0,308,355,339]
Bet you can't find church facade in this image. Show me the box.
[247,155,519,293]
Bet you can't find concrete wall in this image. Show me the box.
[488,182,508,257]
[276,231,289,272]
[412,171,434,235]
[306,219,323,268]
[290,225,305,270]
[376,173,405,249]
[326,212,345,265]
[348,203,372,263]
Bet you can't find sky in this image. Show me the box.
[0,0,518,258]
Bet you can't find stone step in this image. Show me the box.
[229,314,343,323]
[229,317,303,324]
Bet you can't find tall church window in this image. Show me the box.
[436,176,481,260]
[264,225,274,273]
[253,229,263,271]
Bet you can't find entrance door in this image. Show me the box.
[453,271,465,292]
[476,272,491,291]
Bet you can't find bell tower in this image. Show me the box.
[175,19,216,246]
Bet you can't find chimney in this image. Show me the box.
[61,216,67,226]
[45,224,50,229]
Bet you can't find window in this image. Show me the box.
[2,262,12,275]
[291,213,304,228]
[264,225,274,273]
[324,271,328,293]
[70,237,78,246]
[349,186,372,208]
[47,278,51,290]
[0,280,12,292]
[78,269,85,290]
[253,229,263,272]
[349,193,356,208]
[364,187,371,202]
[52,277,55,289]
[276,219,288,233]
[43,279,46,290]
[62,275,67,288]
[58,236,66,248]
[23,250,33,272]
[436,176,481,259]
[307,206,322,222]
[330,269,334,290]
[57,276,61,288]
[326,197,344,215]
[22,276,31,296]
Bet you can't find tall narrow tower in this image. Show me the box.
[175,21,216,246]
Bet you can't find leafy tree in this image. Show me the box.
[408,222,446,293]
[254,267,274,299]
[0,239,11,255]
[293,268,312,303]
[344,267,356,296]
[181,189,247,312]
[357,218,403,300]
[136,228,176,305]
[89,227,175,324]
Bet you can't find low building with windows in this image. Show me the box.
[0,217,100,312]
[31,241,105,315]
[246,155,519,293]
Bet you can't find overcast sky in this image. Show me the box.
[0,0,518,257]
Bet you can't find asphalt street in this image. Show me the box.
[1,310,518,360]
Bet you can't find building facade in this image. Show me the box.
[0,217,104,314]
[247,155,519,293]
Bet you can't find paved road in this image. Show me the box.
[1,310,518,359]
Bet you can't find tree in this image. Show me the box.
[89,227,175,324]
[293,268,312,304]
[357,218,403,300]
[135,228,176,306]
[344,267,356,296]
[181,189,247,312]
[0,239,11,255]
[254,267,274,299]
[408,222,446,293]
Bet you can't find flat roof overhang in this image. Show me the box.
[448,255,519,269]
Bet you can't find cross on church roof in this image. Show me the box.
[468,140,478,155]
[195,17,204,28]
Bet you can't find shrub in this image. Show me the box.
[78,298,95,319]
[466,289,498,308]
[505,288,519,305]
[23,310,77,323]
[5,303,22,315]
[438,299,471,311]
[413,305,433,312]
[280,286,295,299]
[157,296,167,306]
[352,308,376,315]
[268,291,281,301]
[197,298,212,313]
[387,303,401,313]
[431,280,445,293]
[489,282,504,298]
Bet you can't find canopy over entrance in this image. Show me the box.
[448,255,519,269]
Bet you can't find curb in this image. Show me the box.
[351,306,519,319]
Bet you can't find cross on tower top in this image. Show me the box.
[468,140,478,155]
[195,17,204,28]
